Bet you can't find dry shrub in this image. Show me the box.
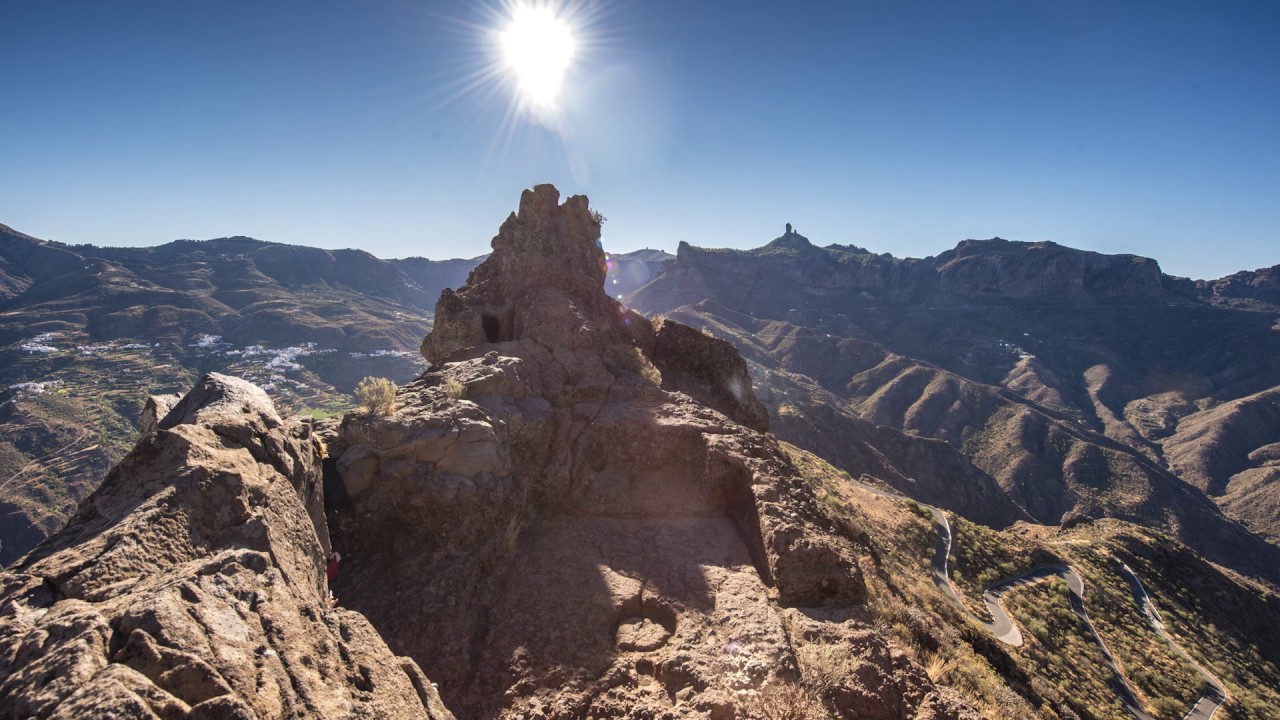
[795,642,856,698]
[923,651,952,683]
[743,680,820,720]
[355,376,397,415]
[625,346,662,385]
[611,345,662,386]
[639,355,663,386]
[312,435,329,459]
[441,377,466,399]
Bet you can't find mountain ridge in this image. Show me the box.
[628,230,1280,579]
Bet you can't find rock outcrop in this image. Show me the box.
[0,373,451,719]
[326,185,971,719]
[934,239,1166,300]
[1188,263,1280,311]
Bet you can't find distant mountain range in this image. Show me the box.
[0,223,480,564]
[628,230,1280,572]
[3,219,1278,575]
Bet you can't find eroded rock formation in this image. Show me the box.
[326,185,972,719]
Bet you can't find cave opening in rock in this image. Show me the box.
[482,315,501,343]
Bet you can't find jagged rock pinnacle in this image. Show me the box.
[421,183,619,365]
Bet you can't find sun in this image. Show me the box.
[500,3,576,110]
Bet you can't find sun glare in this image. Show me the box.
[500,3,576,110]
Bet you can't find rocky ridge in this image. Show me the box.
[323,185,974,719]
[0,372,452,718]
[1,188,978,719]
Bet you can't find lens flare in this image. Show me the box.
[500,3,576,110]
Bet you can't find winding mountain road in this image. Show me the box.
[1119,564,1226,720]
[844,476,1224,720]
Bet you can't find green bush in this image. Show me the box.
[355,376,397,415]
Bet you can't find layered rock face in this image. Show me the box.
[642,235,1174,321]
[327,185,971,719]
[1188,263,1280,310]
[0,373,451,719]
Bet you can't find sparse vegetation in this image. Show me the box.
[901,497,933,521]
[355,376,397,415]
[781,443,1037,718]
[1111,528,1280,720]
[1004,576,1132,720]
[441,377,466,399]
[1061,542,1203,719]
[742,680,818,720]
[638,356,662,385]
[777,439,1280,720]
[949,513,1042,617]
[609,345,662,386]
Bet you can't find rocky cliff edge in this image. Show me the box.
[0,372,452,719]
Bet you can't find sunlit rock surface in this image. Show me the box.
[0,373,452,719]
[327,185,973,719]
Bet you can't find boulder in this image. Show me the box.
[137,392,181,435]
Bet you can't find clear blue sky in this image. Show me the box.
[2,0,1277,279]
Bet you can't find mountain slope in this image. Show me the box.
[627,230,1280,575]
[0,224,478,564]
[4,196,1279,720]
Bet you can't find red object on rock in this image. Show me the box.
[326,552,341,581]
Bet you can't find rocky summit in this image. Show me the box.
[0,186,977,719]
[324,184,969,718]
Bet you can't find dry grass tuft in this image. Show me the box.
[795,642,856,699]
[441,377,466,399]
[742,680,819,720]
